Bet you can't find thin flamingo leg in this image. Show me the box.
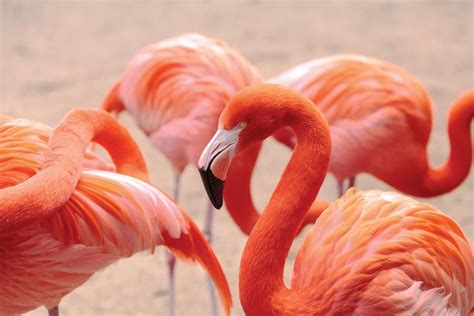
[348,176,356,189]
[48,306,59,316]
[203,200,219,316]
[337,179,345,197]
[166,173,181,316]
[165,252,176,316]
[337,177,356,197]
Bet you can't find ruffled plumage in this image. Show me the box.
[273,188,474,315]
[0,114,231,315]
[102,33,262,171]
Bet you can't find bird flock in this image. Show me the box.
[1,33,473,316]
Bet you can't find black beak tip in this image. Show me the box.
[199,167,225,209]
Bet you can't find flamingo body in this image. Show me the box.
[0,112,231,315]
[270,55,473,196]
[105,33,262,172]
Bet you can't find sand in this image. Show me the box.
[1,1,473,315]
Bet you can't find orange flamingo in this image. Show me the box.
[0,110,232,316]
[266,55,474,197]
[100,33,262,315]
[199,84,473,315]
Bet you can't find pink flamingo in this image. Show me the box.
[0,109,232,316]
[266,55,474,197]
[199,84,474,315]
[100,33,261,315]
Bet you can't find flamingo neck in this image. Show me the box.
[224,142,262,235]
[0,109,148,235]
[224,141,329,236]
[239,108,331,315]
[421,90,473,196]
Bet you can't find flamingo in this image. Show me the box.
[265,54,474,197]
[198,84,474,315]
[100,33,262,315]
[0,109,232,316]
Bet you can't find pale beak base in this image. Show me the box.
[198,126,244,209]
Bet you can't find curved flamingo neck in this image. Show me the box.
[239,102,331,315]
[224,142,262,235]
[224,141,329,235]
[421,90,473,196]
[0,109,148,235]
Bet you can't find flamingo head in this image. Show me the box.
[199,83,304,209]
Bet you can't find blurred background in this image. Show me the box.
[1,1,472,315]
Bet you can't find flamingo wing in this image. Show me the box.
[287,189,473,315]
[42,170,232,314]
[1,171,232,314]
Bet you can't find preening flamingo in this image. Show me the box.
[266,55,474,197]
[199,84,474,315]
[100,33,261,315]
[0,110,232,316]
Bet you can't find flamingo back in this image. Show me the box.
[270,55,433,144]
[0,115,113,190]
[119,33,262,135]
[0,116,50,188]
[286,188,473,315]
[269,55,437,182]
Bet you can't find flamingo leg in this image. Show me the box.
[48,306,59,316]
[337,177,356,197]
[337,179,345,197]
[165,252,176,316]
[165,173,181,316]
[348,176,356,189]
[203,200,219,316]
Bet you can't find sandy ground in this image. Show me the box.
[1,1,473,315]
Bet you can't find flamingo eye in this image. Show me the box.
[238,122,247,129]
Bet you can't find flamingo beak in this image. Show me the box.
[198,127,243,209]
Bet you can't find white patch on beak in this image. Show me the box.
[198,124,245,208]
[198,126,244,180]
